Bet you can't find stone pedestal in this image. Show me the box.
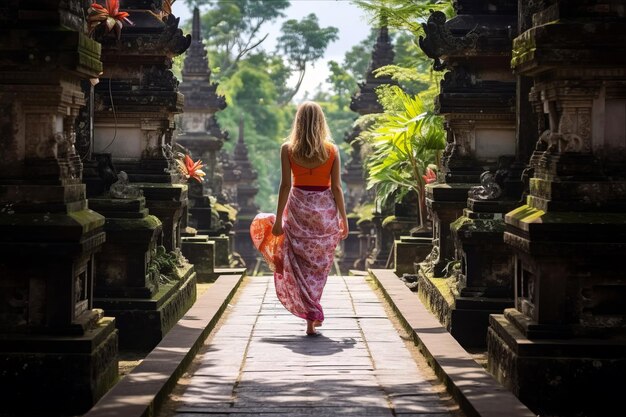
[182,235,215,282]
[339,217,361,273]
[89,196,195,350]
[420,184,470,276]
[394,236,432,277]
[136,183,188,252]
[89,2,197,351]
[354,218,375,271]
[91,197,162,299]
[447,199,517,347]
[0,2,117,413]
[211,235,231,267]
[97,262,197,351]
[366,212,395,269]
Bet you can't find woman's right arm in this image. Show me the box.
[272,143,291,236]
[330,146,349,239]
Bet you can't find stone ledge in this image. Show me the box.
[83,274,245,417]
[369,268,536,417]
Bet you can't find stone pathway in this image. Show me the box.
[166,276,456,417]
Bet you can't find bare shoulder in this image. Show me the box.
[281,142,290,155]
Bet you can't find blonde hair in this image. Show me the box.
[288,101,332,162]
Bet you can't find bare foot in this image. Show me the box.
[306,320,315,335]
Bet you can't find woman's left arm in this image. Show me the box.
[330,146,349,239]
[272,143,292,236]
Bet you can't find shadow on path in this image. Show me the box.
[259,335,357,356]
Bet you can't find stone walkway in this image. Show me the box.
[165,276,457,417]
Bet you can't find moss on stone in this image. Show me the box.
[354,203,375,224]
[450,216,473,231]
[106,215,162,231]
[382,215,396,227]
[69,209,106,231]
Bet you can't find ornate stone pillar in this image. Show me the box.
[93,1,191,253]
[488,2,626,415]
[89,1,197,350]
[0,2,117,414]
[417,3,517,277]
[176,7,232,276]
[233,118,259,273]
[177,7,229,231]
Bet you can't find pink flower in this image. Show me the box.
[422,167,437,184]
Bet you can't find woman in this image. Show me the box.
[250,101,349,336]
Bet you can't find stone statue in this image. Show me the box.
[468,171,503,200]
[109,171,143,199]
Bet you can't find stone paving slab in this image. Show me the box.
[369,269,537,417]
[166,275,454,417]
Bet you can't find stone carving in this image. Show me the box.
[419,11,481,71]
[420,245,440,276]
[141,66,179,91]
[94,153,118,192]
[159,14,192,57]
[441,66,473,89]
[109,171,143,199]
[537,128,584,153]
[469,171,504,200]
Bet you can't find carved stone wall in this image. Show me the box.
[488,2,626,415]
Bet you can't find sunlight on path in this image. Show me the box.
[163,276,454,417]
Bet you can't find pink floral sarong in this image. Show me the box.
[250,188,342,323]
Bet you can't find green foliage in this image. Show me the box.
[197,0,290,76]
[326,61,358,108]
[355,0,453,35]
[342,29,378,80]
[362,87,445,228]
[277,14,339,104]
[352,202,376,224]
[180,2,441,214]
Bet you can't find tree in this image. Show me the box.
[277,13,338,105]
[326,61,357,109]
[197,0,290,76]
[363,87,445,230]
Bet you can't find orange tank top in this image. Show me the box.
[289,142,336,187]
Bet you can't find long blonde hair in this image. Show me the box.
[288,101,332,162]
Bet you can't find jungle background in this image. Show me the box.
[175,0,450,212]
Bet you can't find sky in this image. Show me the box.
[171,0,372,101]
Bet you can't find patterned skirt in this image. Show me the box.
[250,187,342,323]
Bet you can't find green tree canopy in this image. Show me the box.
[277,13,339,105]
[196,0,290,76]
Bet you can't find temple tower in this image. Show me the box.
[342,25,396,272]
[177,7,232,274]
[233,117,260,272]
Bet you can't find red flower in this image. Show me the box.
[87,0,133,39]
[422,167,437,184]
[176,155,206,183]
